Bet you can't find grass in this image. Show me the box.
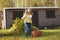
[0,29,60,40]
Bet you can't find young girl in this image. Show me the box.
[21,9,33,37]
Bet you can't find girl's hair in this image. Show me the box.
[24,9,33,15]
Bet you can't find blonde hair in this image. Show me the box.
[24,9,33,15]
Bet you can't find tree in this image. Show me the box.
[0,0,13,11]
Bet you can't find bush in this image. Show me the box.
[9,17,25,34]
[31,26,39,31]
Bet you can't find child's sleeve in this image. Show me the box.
[21,13,26,19]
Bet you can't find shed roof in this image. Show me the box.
[3,7,60,10]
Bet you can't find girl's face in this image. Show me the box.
[27,9,31,13]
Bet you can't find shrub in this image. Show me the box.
[31,26,39,31]
[9,17,25,34]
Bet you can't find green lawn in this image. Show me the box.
[0,29,60,40]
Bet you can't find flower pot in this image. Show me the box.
[31,30,42,37]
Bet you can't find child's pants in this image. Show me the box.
[25,23,31,37]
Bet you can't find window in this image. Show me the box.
[13,10,24,20]
[46,10,56,18]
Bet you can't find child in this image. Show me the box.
[21,9,33,37]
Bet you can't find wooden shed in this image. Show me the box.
[2,7,60,29]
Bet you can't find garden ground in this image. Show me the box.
[0,29,60,40]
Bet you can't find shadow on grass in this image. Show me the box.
[41,31,60,37]
[0,32,22,37]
